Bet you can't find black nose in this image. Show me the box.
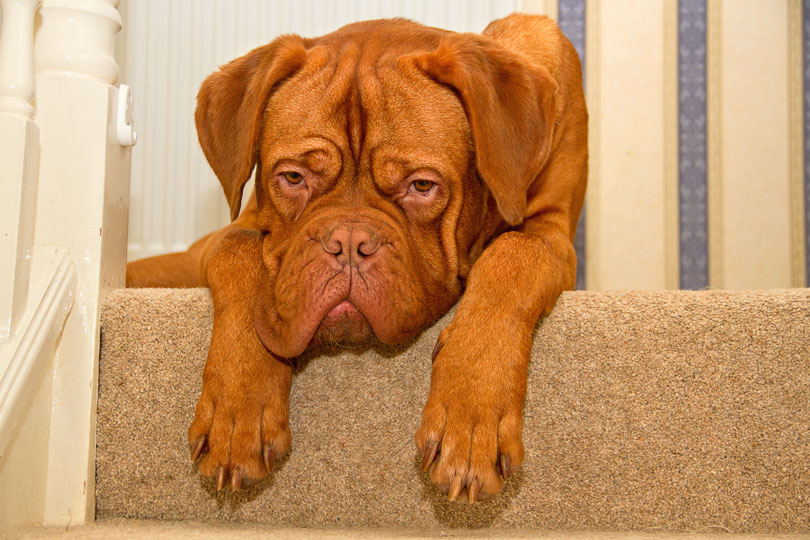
[321,225,380,266]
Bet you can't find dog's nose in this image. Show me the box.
[321,225,380,266]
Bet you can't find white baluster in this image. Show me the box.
[0,0,42,342]
[0,0,41,118]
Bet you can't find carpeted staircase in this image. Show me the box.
[92,288,810,535]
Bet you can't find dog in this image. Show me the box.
[126,14,587,503]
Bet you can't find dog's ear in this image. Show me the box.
[411,35,557,225]
[196,35,310,221]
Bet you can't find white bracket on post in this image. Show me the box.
[114,83,136,146]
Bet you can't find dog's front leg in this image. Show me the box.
[416,225,576,502]
[188,228,292,490]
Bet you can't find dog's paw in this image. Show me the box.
[415,397,524,502]
[415,329,526,502]
[188,377,291,491]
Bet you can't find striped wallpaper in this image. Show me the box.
[119,0,808,290]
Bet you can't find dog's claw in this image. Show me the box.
[190,435,207,463]
[448,475,463,501]
[231,467,243,491]
[263,443,275,474]
[431,341,444,362]
[500,454,512,481]
[468,478,481,503]
[216,466,227,491]
[421,440,438,472]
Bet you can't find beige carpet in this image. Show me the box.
[95,288,810,533]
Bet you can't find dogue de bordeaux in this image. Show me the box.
[126,13,587,503]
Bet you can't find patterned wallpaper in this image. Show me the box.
[677,0,708,289]
[558,0,587,290]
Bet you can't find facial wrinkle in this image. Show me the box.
[347,81,365,164]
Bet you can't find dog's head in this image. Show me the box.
[195,19,557,358]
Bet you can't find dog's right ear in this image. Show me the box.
[196,35,310,221]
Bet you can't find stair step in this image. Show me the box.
[13,518,810,539]
[96,288,810,533]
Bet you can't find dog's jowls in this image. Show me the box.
[126,14,587,503]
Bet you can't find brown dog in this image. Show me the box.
[126,14,587,502]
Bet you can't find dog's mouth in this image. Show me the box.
[311,300,374,347]
[254,277,382,359]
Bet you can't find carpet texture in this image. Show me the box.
[95,289,810,533]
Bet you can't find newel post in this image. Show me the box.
[32,0,133,525]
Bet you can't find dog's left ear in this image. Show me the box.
[411,34,557,225]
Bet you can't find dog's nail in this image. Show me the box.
[231,467,242,491]
[216,466,226,491]
[448,475,463,501]
[421,440,438,472]
[500,454,512,481]
[431,341,444,362]
[468,478,481,503]
[263,444,275,474]
[191,435,206,463]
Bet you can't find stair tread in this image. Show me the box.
[96,288,810,533]
[12,518,809,540]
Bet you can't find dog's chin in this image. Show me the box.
[311,300,375,348]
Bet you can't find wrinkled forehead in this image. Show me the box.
[363,61,473,169]
[261,43,472,172]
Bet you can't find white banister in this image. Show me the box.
[0,246,76,527]
[0,0,41,344]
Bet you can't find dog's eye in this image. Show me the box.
[411,179,435,193]
[282,171,304,185]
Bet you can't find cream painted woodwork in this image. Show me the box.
[707,0,804,289]
[0,0,40,342]
[585,0,679,290]
[0,0,131,529]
